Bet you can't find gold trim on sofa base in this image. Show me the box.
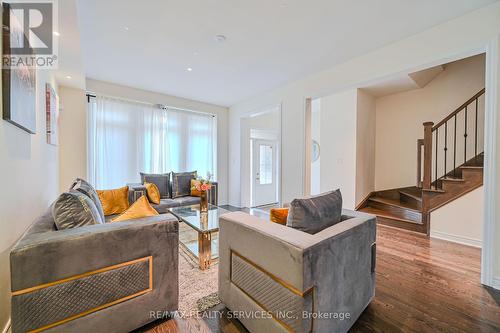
[229,249,314,333]
[13,256,153,333]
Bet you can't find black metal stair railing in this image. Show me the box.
[417,88,485,190]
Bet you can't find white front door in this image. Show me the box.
[252,139,278,207]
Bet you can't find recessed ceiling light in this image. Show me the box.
[65,75,72,79]
[186,67,193,72]
[214,34,227,43]
[124,26,130,31]
[53,31,60,36]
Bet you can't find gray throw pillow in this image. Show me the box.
[286,189,343,234]
[70,178,105,222]
[172,171,197,198]
[52,191,104,230]
[140,172,171,198]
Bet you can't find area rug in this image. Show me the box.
[178,245,220,317]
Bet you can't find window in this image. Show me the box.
[259,144,273,185]
[87,95,216,189]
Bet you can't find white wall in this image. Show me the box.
[492,34,500,285]
[431,186,484,247]
[85,79,230,205]
[59,86,87,192]
[356,90,376,204]
[228,3,500,286]
[375,54,485,190]
[319,89,358,209]
[0,70,59,328]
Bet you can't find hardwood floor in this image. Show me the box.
[139,225,500,333]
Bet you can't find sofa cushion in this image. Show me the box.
[151,199,181,214]
[150,196,201,214]
[70,178,105,222]
[52,191,104,230]
[97,186,130,216]
[140,172,171,199]
[172,171,197,198]
[173,196,201,206]
[286,189,342,234]
[112,196,159,222]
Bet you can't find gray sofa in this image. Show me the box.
[218,209,376,333]
[128,181,218,214]
[10,206,179,332]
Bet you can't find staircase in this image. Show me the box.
[358,88,485,235]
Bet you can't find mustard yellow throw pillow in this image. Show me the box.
[97,186,130,216]
[190,179,202,197]
[270,208,289,225]
[112,195,159,222]
[144,182,161,204]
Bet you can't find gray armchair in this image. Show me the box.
[218,209,376,333]
[10,209,179,333]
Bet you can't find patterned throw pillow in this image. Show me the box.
[112,195,159,222]
[53,190,104,230]
[70,178,105,222]
[97,186,130,216]
[286,189,343,234]
[140,172,171,199]
[172,171,197,198]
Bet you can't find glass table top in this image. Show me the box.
[169,204,230,233]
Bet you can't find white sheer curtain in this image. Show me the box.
[87,95,215,189]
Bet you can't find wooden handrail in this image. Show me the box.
[422,122,434,189]
[432,88,485,131]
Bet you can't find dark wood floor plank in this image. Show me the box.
[140,224,500,333]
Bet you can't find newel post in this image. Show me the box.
[422,122,434,190]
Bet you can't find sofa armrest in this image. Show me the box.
[10,215,178,292]
[305,209,376,332]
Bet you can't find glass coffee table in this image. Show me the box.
[169,204,230,270]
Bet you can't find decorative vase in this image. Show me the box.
[200,190,208,213]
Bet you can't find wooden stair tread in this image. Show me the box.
[422,187,445,193]
[398,187,423,202]
[358,206,422,225]
[460,165,484,169]
[440,177,464,182]
[368,196,420,212]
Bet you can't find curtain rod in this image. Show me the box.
[85,93,216,118]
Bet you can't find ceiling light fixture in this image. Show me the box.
[124,26,130,31]
[65,75,72,79]
[214,34,227,43]
[187,67,193,72]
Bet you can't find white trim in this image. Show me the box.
[481,35,499,287]
[430,231,482,248]
[2,318,11,333]
[492,277,500,291]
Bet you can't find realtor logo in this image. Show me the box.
[2,0,58,68]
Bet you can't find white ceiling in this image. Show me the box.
[76,0,497,107]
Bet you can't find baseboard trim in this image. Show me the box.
[430,230,482,248]
[355,191,374,210]
[492,277,500,291]
[2,318,11,333]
